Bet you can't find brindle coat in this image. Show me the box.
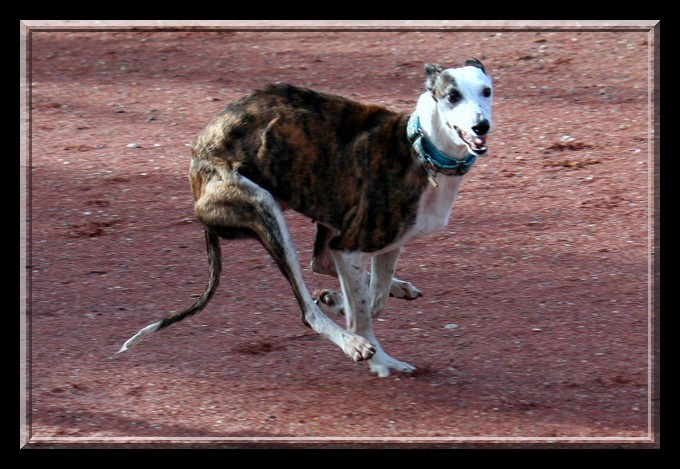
[183,84,430,332]
[117,60,492,375]
[190,84,428,253]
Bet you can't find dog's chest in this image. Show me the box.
[402,176,464,243]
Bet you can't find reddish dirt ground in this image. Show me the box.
[23,23,658,447]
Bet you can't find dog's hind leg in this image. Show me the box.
[388,277,423,300]
[194,171,375,363]
[310,224,338,277]
[331,249,416,377]
[310,224,347,316]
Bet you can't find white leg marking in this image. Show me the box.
[332,250,415,377]
[242,178,375,362]
[369,249,401,317]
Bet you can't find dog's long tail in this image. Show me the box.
[115,228,222,354]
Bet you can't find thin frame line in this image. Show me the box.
[20,19,659,447]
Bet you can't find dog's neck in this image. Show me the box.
[414,92,470,159]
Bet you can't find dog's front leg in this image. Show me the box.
[311,223,422,301]
[369,248,401,318]
[332,250,416,377]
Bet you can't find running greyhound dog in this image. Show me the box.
[117,59,493,377]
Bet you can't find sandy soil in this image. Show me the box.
[22,22,658,448]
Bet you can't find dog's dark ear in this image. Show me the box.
[424,63,444,91]
[465,58,486,74]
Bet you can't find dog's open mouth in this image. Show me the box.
[454,126,487,155]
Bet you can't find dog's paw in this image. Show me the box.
[342,335,376,362]
[389,279,423,300]
[312,289,345,316]
[369,354,416,378]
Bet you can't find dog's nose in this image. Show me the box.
[472,119,490,136]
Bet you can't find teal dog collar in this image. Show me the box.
[407,113,477,179]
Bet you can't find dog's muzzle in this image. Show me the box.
[452,124,488,155]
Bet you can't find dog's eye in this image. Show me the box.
[483,87,492,98]
[447,91,461,103]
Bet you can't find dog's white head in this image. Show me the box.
[424,59,493,156]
